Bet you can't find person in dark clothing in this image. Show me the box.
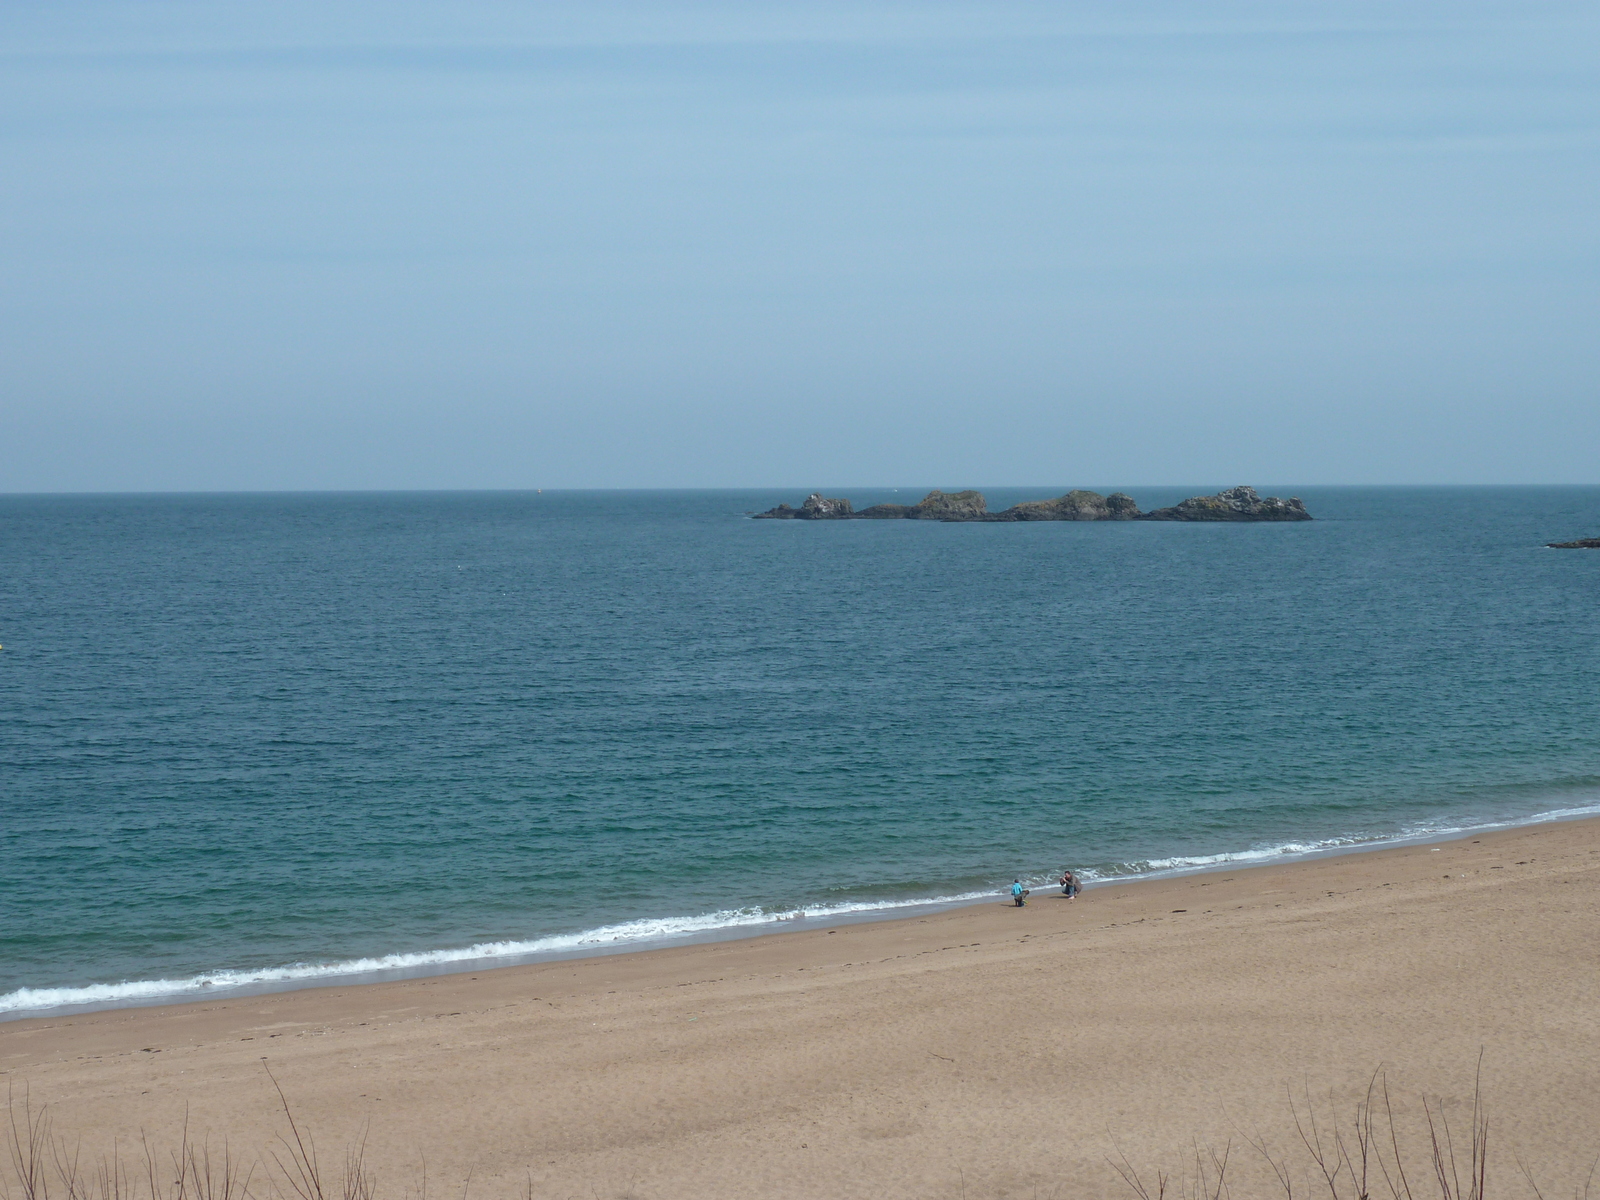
[1060,870,1081,898]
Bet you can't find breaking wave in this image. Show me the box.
[7,797,1600,1019]
[0,888,997,1017]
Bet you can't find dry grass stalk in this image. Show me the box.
[263,1067,373,1200]
[1115,1063,1519,1200]
[1110,1138,1234,1200]
[6,1086,257,1200]
[5,1085,52,1200]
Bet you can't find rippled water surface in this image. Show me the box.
[4,487,1599,1012]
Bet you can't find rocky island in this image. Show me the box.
[1139,485,1311,522]
[753,485,1311,522]
[1548,537,1600,549]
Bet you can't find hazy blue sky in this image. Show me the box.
[3,1,1596,491]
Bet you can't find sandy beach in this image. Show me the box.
[5,819,1600,1200]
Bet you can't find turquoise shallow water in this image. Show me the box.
[3,487,1599,1015]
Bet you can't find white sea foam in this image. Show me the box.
[1072,797,1600,884]
[0,889,995,1016]
[9,798,1600,1018]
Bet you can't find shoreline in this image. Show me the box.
[7,798,1600,1023]
[5,815,1600,1199]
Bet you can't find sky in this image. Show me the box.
[2,1,1597,491]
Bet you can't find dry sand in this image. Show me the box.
[5,819,1600,1200]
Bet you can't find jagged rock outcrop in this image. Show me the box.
[1549,537,1600,548]
[908,490,988,520]
[752,493,855,520]
[850,490,990,520]
[1140,486,1311,522]
[992,490,1141,521]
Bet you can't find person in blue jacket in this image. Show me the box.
[1011,879,1028,906]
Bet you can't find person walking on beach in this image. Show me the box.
[1011,879,1028,907]
[1060,869,1081,899]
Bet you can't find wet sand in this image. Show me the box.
[5,819,1600,1200]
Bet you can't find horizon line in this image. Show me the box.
[4,482,1600,498]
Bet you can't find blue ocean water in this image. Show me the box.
[3,487,1599,1016]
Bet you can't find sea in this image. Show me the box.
[3,487,1598,1019]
